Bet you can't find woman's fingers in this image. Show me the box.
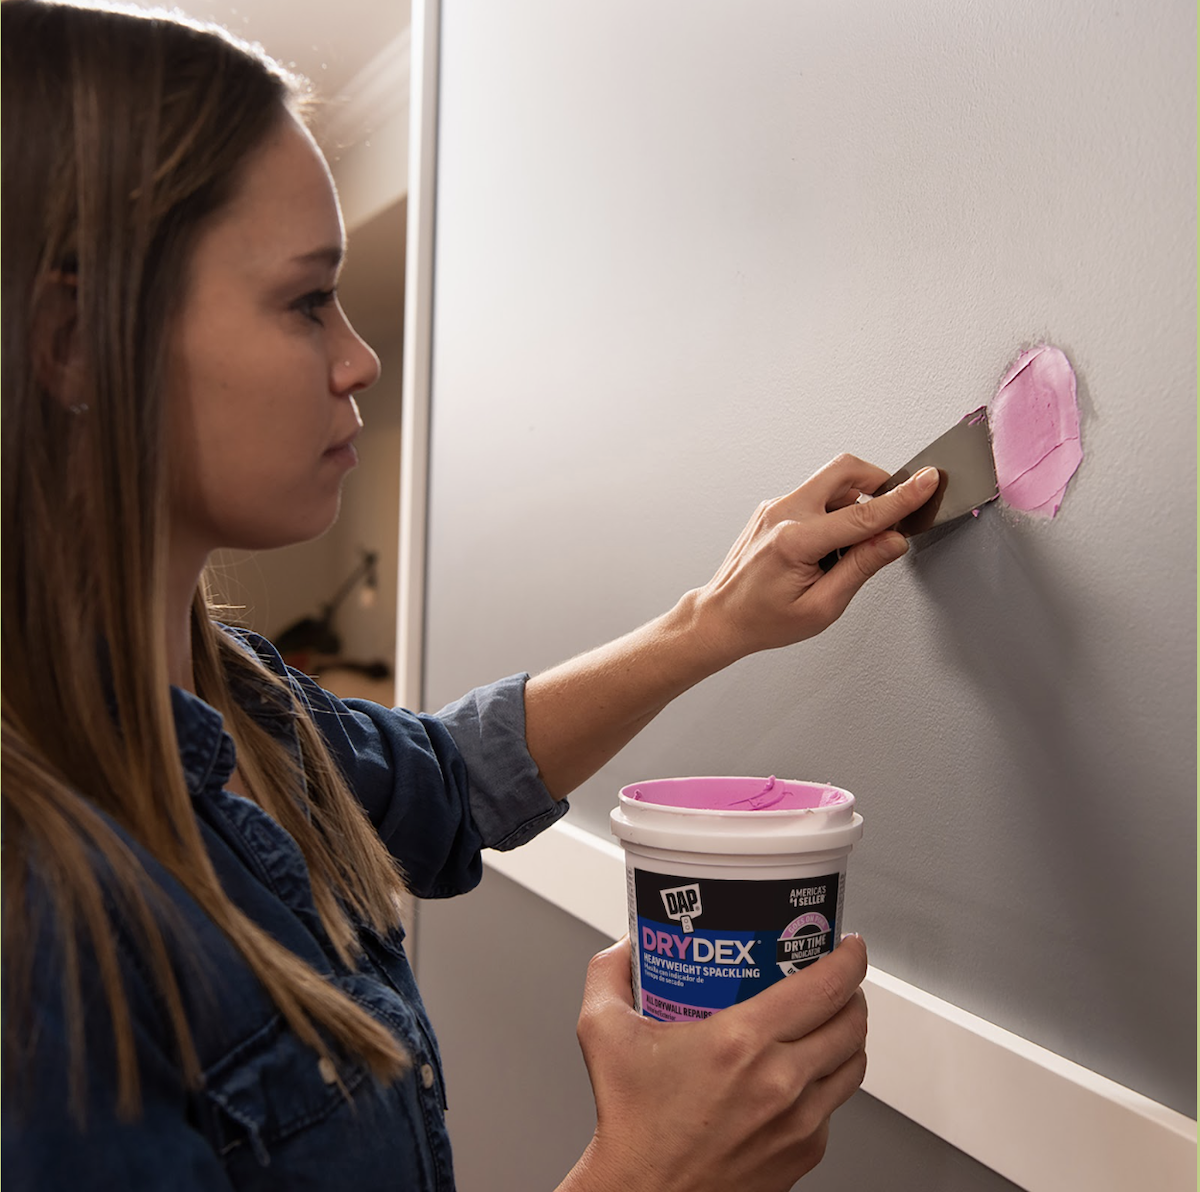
[752,455,890,524]
[571,935,870,1192]
[804,1037,870,1113]
[824,488,866,512]
[796,453,893,513]
[742,455,938,568]
[796,528,913,629]
[792,988,869,1085]
[801,466,940,563]
[730,934,869,1045]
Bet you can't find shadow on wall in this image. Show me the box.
[906,506,1195,1109]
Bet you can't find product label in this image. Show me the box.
[629,867,843,1022]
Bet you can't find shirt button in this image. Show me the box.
[318,1057,338,1085]
[420,1063,435,1090]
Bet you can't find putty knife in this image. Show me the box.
[819,406,998,570]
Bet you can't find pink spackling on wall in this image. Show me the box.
[989,345,1083,517]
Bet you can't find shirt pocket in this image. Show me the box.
[201,1012,371,1168]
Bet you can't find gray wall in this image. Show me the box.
[415,0,1196,1185]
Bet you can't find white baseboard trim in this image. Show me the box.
[484,820,1197,1192]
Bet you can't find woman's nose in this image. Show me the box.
[332,310,382,396]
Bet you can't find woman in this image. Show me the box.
[1,3,938,1189]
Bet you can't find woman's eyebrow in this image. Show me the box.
[290,245,345,270]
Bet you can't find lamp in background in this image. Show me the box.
[274,548,384,673]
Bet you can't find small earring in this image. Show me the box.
[68,402,90,416]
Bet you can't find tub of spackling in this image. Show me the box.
[610,776,864,1022]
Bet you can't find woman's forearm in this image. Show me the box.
[523,590,725,800]
[525,588,729,801]
[521,459,939,801]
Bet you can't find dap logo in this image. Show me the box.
[659,883,703,934]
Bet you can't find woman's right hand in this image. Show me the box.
[560,935,869,1192]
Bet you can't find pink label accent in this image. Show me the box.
[641,991,716,1022]
[780,912,832,938]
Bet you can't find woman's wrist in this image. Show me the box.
[556,1136,649,1192]
[673,584,753,674]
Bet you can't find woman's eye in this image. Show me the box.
[294,288,336,324]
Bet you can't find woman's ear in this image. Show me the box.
[33,272,88,412]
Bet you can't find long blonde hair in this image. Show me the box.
[2,0,410,1120]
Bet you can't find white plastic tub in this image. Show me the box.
[610,776,864,1021]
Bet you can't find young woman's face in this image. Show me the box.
[167,112,381,558]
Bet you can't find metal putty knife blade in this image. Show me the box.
[819,407,998,571]
[875,405,998,536]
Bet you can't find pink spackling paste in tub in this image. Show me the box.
[610,777,864,1022]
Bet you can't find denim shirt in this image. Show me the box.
[5,630,567,1191]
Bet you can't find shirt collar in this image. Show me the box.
[170,685,236,798]
[169,671,302,798]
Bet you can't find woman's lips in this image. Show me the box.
[325,430,360,466]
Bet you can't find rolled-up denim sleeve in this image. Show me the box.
[431,673,567,851]
[228,629,567,899]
